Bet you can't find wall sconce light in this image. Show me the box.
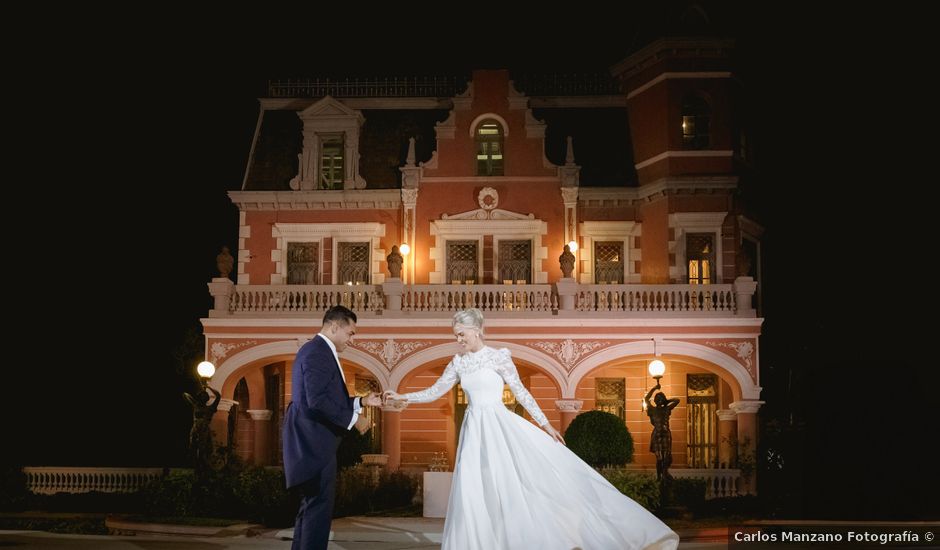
[567,240,578,252]
[399,243,410,256]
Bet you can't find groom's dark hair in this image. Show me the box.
[323,305,357,326]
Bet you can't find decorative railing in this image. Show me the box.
[575,284,736,313]
[229,284,384,314]
[210,278,757,318]
[23,467,164,495]
[267,76,466,98]
[671,468,743,499]
[512,72,622,96]
[402,284,556,313]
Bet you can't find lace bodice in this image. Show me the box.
[401,346,549,427]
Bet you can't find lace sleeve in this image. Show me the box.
[495,349,549,427]
[400,360,459,404]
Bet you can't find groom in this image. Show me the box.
[283,305,382,550]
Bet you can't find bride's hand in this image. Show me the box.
[544,424,566,445]
[383,390,407,404]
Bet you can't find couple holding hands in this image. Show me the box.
[283,305,678,550]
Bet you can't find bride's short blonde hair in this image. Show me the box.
[452,308,484,333]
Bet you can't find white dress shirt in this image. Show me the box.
[317,333,362,430]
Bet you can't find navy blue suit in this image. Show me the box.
[283,334,357,550]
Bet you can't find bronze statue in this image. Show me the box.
[386,245,404,279]
[216,246,234,278]
[645,382,680,481]
[558,244,575,278]
[183,386,221,474]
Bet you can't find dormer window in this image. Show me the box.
[475,120,504,176]
[681,95,711,149]
[319,134,344,190]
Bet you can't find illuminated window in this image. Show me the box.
[686,374,718,468]
[595,378,625,421]
[681,95,710,150]
[594,242,624,284]
[475,120,504,176]
[687,233,714,285]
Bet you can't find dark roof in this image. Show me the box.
[243,106,634,190]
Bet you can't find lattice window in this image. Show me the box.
[287,242,319,285]
[497,240,531,283]
[319,133,344,189]
[687,233,714,285]
[338,242,370,284]
[595,377,625,421]
[475,120,504,176]
[686,373,718,468]
[356,376,382,453]
[594,241,624,284]
[447,241,479,284]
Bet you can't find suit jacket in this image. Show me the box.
[283,334,357,488]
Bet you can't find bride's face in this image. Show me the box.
[453,325,484,352]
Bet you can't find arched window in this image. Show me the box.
[681,95,711,149]
[475,120,504,176]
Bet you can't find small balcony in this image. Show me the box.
[208,279,758,319]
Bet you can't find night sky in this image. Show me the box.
[9,5,932,518]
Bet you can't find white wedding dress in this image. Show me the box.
[402,346,679,550]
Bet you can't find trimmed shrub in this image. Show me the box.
[599,468,660,511]
[565,410,634,467]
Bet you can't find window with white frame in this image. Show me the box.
[447,241,479,283]
[497,240,531,283]
[319,133,344,189]
[594,241,624,284]
[287,242,319,285]
[686,233,715,285]
[338,242,370,284]
[475,120,504,176]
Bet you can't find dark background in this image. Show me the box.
[8,4,932,519]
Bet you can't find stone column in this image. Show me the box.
[247,409,273,465]
[733,276,758,317]
[716,409,738,469]
[212,398,238,447]
[383,278,404,311]
[207,278,235,317]
[555,279,578,311]
[382,402,407,470]
[730,400,764,494]
[555,399,584,433]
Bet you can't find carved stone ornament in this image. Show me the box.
[353,339,431,370]
[478,187,498,210]
[529,339,607,371]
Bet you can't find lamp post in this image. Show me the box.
[644,340,680,506]
[184,360,220,477]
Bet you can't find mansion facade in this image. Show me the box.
[202,36,764,493]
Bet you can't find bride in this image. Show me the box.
[384,308,679,550]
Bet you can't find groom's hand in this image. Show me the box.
[354,414,372,434]
[361,392,383,407]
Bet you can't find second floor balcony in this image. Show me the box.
[208,279,758,319]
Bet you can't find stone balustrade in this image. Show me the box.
[23,467,165,495]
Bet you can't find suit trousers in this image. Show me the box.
[291,458,338,550]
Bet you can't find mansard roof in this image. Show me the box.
[243,72,636,191]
